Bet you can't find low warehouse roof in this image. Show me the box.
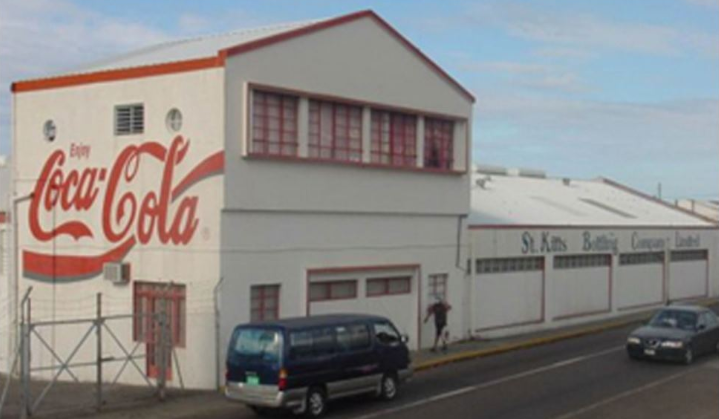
[470,169,716,228]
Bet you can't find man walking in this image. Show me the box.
[424,295,451,352]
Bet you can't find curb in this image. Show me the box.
[413,298,719,372]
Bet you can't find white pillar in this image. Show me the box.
[297,97,309,158]
[361,107,371,162]
[416,116,425,168]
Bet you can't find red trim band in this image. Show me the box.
[12,57,223,93]
[23,237,136,282]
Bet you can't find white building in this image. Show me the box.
[677,199,719,223]
[0,156,9,370]
[467,167,719,338]
[9,10,473,389]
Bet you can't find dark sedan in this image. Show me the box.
[626,305,719,364]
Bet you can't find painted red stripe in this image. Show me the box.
[23,237,135,280]
[171,151,225,201]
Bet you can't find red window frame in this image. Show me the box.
[428,274,448,301]
[251,90,298,156]
[370,110,417,167]
[309,280,358,302]
[366,276,412,297]
[309,100,363,162]
[424,118,454,170]
[133,281,186,348]
[251,284,280,322]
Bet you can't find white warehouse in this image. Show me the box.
[8,10,473,389]
[467,167,719,338]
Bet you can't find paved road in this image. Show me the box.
[87,304,719,419]
[203,306,719,419]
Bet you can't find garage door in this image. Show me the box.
[474,256,544,332]
[307,266,418,348]
[616,252,664,310]
[669,250,708,301]
[552,254,611,320]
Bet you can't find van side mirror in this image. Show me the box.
[698,324,706,331]
[401,334,409,344]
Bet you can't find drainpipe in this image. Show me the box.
[213,276,224,390]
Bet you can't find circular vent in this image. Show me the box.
[166,108,183,133]
[43,120,56,142]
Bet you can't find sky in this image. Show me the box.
[0,0,717,200]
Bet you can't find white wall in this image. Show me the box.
[669,261,707,300]
[12,68,225,388]
[219,212,466,357]
[474,271,543,331]
[308,267,418,339]
[223,15,472,216]
[615,264,664,310]
[469,227,718,339]
[551,267,610,320]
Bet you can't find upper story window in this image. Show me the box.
[309,100,362,162]
[424,118,454,170]
[252,90,298,156]
[115,104,144,136]
[370,110,417,167]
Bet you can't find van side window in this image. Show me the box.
[373,322,400,346]
[312,327,336,356]
[289,327,336,360]
[289,331,313,359]
[336,324,371,352]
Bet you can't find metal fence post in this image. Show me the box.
[96,293,103,411]
[157,298,167,401]
[20,295,31,419]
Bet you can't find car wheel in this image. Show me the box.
[249,405,270,417]
[305,387,327,418]
[379,373,399,401]
[684,347,694,365]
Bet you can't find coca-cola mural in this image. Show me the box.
[24,135,224,282]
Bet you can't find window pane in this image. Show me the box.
[309,283,329,301]
[366,279,386,296]
[388,277,410,294]
[330,281,357,299]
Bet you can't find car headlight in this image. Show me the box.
[660,340,684,348]
[627,337,641,345]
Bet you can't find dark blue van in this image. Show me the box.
[224,314,413,417]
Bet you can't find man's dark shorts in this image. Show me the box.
[435,322,446,338]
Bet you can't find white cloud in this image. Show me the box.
[458,60,591,93]
[467,3,718,57]
[0,0,177,154]
[475,91,719,196]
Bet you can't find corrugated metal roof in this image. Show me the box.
[470,172,714,227]
[45,18,323,78]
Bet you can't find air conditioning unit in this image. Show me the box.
[104,262,131,284]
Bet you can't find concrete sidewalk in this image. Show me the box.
[7,298,716,419]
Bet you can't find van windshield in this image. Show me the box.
[230,328,281,363]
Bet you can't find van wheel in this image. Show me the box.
[379,373,398,401]
[305,387,327,418]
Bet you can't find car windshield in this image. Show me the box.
[648,309,698,331]
[230,328,281,363]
